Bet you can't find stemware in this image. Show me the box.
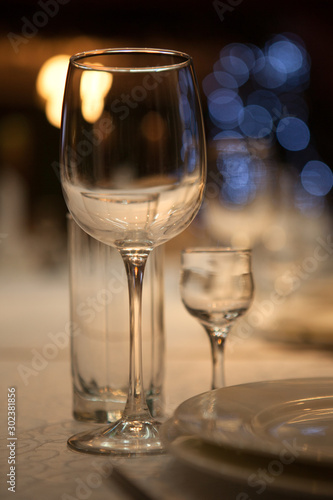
[180,248,253,389]
[60,48,206,454]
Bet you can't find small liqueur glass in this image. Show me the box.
[180,248,254,389]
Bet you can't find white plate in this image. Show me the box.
[171,378,333,467]
[161,419,333,497]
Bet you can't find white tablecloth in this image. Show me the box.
[1,263,333,499]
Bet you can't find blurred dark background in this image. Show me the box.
[0,0,332,270]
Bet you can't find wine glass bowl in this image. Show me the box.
[60,48,206,454]
[61,48,205,250]
[180,248,254,389]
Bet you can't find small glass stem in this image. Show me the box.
[121,251,151,420]
[205,326,230,390]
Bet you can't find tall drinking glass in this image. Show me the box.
[68,214,165,423]
[60,48,206,454]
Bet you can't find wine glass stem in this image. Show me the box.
[206,327,230,390]
[121,252,151,419]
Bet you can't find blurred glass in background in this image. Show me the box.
[198,32,333,345]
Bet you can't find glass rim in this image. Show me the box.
[70,47,193,73]
[181,247,252,254]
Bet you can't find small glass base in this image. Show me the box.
[73,390,125,423]
[67,415,164,455]
[73,389,165,423]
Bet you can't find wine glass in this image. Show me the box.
[60,48,206,454]
[180,248,253,390]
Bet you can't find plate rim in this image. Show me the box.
[173,377,333,467]
[160,419,333,497]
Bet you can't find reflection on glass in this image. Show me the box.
[80,69,113,123]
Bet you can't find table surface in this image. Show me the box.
[1,263,333,500]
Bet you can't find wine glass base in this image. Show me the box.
[67,416,164,455]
